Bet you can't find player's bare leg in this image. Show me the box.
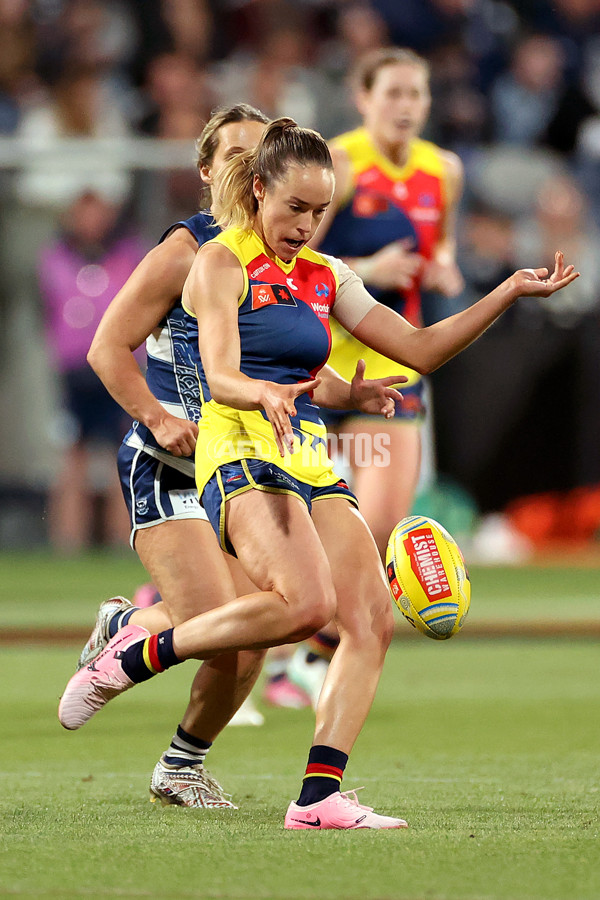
[168,492,337,657]
[133,520,266,741]
[310,498,394,753]
[59,491,404,825]
[283,498,406,829]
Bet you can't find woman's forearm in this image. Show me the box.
[87,343,167,429]
[206,365,269,410]
[353,279,517,375]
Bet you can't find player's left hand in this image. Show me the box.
[421,259,465,297]
[508,251,580,298]
[349,359,408,419]
[259,377,322,456]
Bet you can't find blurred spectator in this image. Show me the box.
[513,173,600,325]
[369,0,469,53]
[138,51,214,138]
[14,60,132,209]
[0,0,37,132]
[137,51,215,221]
[457,202,515,300]
[316,2,389,137]
[428,39,488,152]
[33,0,139,104]
[521,0,600,77]
[158,0,214,62]
[38,186,148,552]
[490,34,566,145]
[214,23,326,129]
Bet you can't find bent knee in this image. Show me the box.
[341,591,395,649]
[290,588,337,640]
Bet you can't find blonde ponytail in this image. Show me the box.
[214,148,258,229]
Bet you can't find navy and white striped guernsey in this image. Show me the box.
[122,211,218,476]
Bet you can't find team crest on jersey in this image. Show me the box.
[251,284,298,310]
[353,192,389,218]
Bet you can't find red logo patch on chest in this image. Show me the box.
[251,284,277,309]
[251,283,297,310]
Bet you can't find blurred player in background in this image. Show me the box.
[287,47,465,705]
[319,46,464,558]
[40,184,147,552]
[77,104,406,808]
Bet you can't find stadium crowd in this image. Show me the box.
[1,0,600,551]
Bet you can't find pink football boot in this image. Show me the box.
[58,624,150,730]
[284,789,408,830]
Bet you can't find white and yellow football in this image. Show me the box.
[386,515,470,640]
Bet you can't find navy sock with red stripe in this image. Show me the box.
[296,744,348,806]
[120,629,180,683]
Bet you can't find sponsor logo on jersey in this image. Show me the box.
[403,528,452,600]
[409,207,441,223]
[251,283,298,310]
[311,301,330,318]
[286,277,298,291]
[249,262,271,279]
[314,282,330,298]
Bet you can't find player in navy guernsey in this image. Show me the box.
[60,118,578,829]
[70,106,408,810]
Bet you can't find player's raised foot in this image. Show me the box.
[76,596,133,671]
[284,790,408,830]
[150,757,238,809]
[58,624,149,731]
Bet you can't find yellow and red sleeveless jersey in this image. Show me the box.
[184,228,343,495]
[321,127,448,386]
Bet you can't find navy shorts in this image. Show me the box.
[202,458,358,553]
[320,379,426,430]
[118,442,207,548]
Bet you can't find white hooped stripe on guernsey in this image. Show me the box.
[146,329,175,365]
[154,400,189,420]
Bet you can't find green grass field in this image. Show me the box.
[1,552,599,900]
